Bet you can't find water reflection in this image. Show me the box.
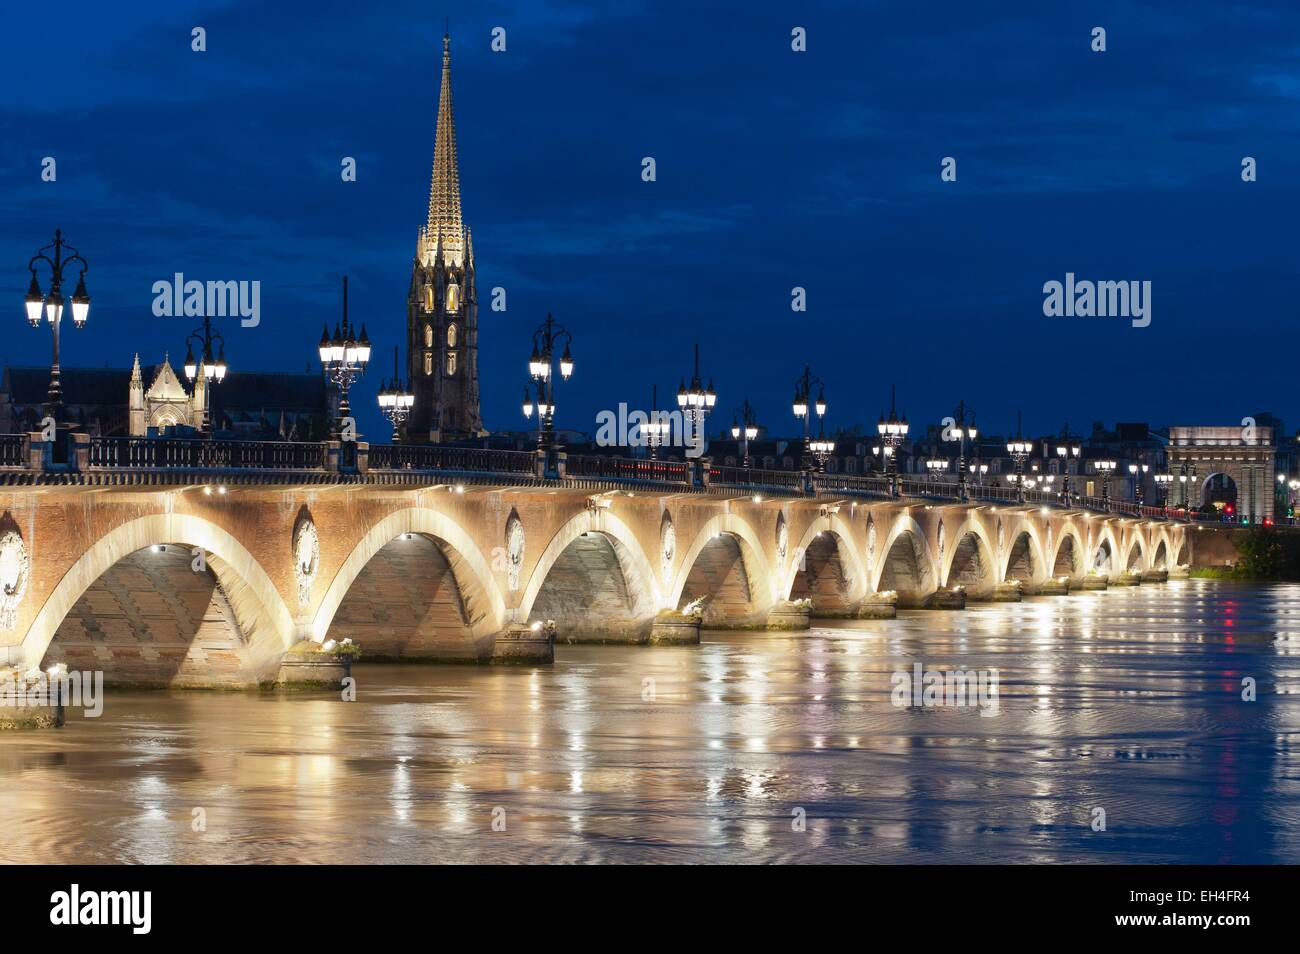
[0,580,1296,863]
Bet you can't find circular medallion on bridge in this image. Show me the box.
[0,530,30,631]
[776,514,789,565]
[660,513,675,585]
[506,513,525,592]
[293,517,320,607]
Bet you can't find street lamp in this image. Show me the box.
[809,434,836,472]
[1154,472,1173,517]
[523,312,574,455]
[318,276,371,439]
[1097,459,1117,510]
[1176,461,1198,515]
[877,384,908,496]
[926,458,948,481]
[950,400,977,501]
[1006,412,1033,503]
[644,384,669,460]
[1128,462,1150,508]
[24,229,90,422]
[1054,424,1082,506]
[730,398,758,468]
[792,365,828,472]
[677,343,716,455]
[376,345,414,442]
[182,313,228,433]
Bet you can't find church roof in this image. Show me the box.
[1,365,327,411]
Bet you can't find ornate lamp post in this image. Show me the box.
[926,458,948,482]
[1006,413,1033,503]
[950,400,977,501]
[877,384,908,496]
[522,312,574,455]
[377,345,414,442]
[1128,462,1150,508]
[317,276,371,438]
[1097,459,1117,510]
[730,398,758,468]
[182,313,228,433]
[808,430,835,473]
[792,365,828,472]
[968,461,989,485]
[677,343,716,455]
[644,385,670,460]
[1055,425,1082,506]
[24,230,90,422]
[1154,472,1173,517]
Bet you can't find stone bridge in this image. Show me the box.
[0,438,1192,687]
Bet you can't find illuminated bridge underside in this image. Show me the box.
[0,476,1192,686]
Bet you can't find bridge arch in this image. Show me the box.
[519,509,659,642]
[1050,524,1086,581]
[784,516,869,613]
[872,515,935,607]
[1152,539,1168,570]
[669,513,774,626]
[23,512,295,682]
[313,507,505,658]
[1124,533,1146,573]
[1002,525,1045,585]
[940,519,997,599]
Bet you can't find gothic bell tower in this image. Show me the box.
[406,30,483,443]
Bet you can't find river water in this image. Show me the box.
[1,580,1297,864]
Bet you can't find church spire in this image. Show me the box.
[425,28,463,267]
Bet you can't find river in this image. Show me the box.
[1,579,1296,864]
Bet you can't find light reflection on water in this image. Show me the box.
[1,580,1297,863]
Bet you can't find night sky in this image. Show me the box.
[2,0,1298,441]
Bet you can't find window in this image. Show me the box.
[424,284,434,312]
[423,353,432,375]
[845,457,857,473]
[447,352,457,376]
[447,323,457,348]
[826,458,838,473]
[424,324,433,348]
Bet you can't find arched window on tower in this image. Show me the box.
[424,324,433,348]
[447,323,457,348]
[445,281,460,314]
[447,353,457,376]
[424,283,434,312]
[423,353,432,376]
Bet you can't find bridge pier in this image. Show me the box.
[1080,575,1108,591]
[926,587,967,610]
[854,592,898,619]
[1140,569,1168,584]
[1038,578,1070,596]
[649,609,701,645]
[765,599,812,630]
[489,622,556,664]
[1112,572,1142,587]
[991,581,1023,602]
[274,641,354,689]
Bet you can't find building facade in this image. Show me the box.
[405,31,484,443]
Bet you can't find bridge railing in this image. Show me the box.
[563,454,692,485]
[709,464,807,491]
[0,433,30,470]
[87,436,329,470]
[368,443,537,476]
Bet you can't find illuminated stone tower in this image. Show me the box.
[407,30,483,443]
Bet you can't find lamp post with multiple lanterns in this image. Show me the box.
[792,365,828,472]
[677,344,716,456]
[377,345,415,442]
[949,400,977,501]
[1054,425,1082,506]
[644,385,670,460]
[1155,472,1173,517]
[730,398,758,468]
[522,312,574,455]
[1128,462,1150,509]
[877,384,909,496]
[182,313,228,433]
[1097,459,1117,510]
[317,276,371,439]
[1177,460,1198,514]
[24,230,91,423]
[1005,413,1033,503]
